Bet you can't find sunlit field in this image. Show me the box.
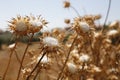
[0,0,120,80]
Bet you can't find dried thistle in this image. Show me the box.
[9,15,29,36]
[63,1,70,8]
[64,19,70,24]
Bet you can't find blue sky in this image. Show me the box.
[0,0,120,31]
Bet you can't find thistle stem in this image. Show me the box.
[33,67,41,80]
[26,48,45,80]
[15,51,24,69]
[2,41,18,80]
[102,0,111,32]
[57,34,78,80]
[16,33,34,80]
[70,6,80,17]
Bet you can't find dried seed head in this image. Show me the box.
[79,54,90,62]
[79,22,90,33]
[8,15,48,35]
[107,29,118,37]
[28,15,48,33]
[30,18,42,27]
[43,37,59,46]
[67,62,77,73]
[63,1,70,8]
[64,19,70,24]
[52,28,60,35]
[16,21,28,31]
[109,21,119,29]
[9,16,29,35]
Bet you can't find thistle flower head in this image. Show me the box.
[16,21,27,31]
[109,21,119,29]
[67,62,77,73]
[43,37,59,46]
[64,19,70,24]
[79,54,90,62]
[8,15,48,35]
[63,1,70,8]
[107,29,118,37]
[28,15,48,33]
[9,15,29,35]
[79,22,90,33]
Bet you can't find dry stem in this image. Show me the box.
[57,34,78,80]
[26,48,45,80]
[2,41,18,80]
[16,33,34,80]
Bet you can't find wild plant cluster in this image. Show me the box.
[1,0,120,80]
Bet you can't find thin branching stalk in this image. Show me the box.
[16,33,34,80]
[57,34,78,80]
[104,0,112,26]
[2,41,18,80]
[33,67,41,80]
[26,48,45,80]
[102,0,111,32]
[15,51,24,69]
[70,6,80,17]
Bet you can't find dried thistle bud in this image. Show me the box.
[64,19,70,24]
[52,28,60,35]
[63,1,70,8]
